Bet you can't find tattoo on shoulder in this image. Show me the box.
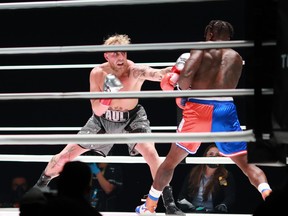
[131,65,146,78]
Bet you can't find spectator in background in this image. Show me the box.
[19,186,48,216]
[44,161,102,216]
[20,161,102,216]
[1,176,29,207]
[177,144,236,213]
[89,162,123,211]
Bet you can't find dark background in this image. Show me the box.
[0,0,287,213]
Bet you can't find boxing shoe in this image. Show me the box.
[262,189,272,200]
[162,186,185,215]
[135,203,156,215]
[165,205,186,215]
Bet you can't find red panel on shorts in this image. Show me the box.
[177,102,213,153]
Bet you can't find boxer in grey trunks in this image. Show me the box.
[34,34,183,215]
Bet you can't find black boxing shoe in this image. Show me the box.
[165,204,186,215]
[162,186,185,215]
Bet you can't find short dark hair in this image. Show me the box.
[204,20,234,39]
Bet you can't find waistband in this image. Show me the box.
[99,104,139,122]
[187,97,233,101]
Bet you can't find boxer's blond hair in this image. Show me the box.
[104,34,131,45]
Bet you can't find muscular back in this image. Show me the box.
[178,48,243,90]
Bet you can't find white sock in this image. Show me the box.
[148,186,162,201]
[258,183,271,193]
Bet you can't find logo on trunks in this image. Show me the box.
[104,110,129,122]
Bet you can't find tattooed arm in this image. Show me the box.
[130,64,172,82]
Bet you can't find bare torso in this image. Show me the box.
[178,48,243,90]
[90,59,170,115]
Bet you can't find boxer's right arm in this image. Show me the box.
[90,69,123,116]
[99,74,123,106]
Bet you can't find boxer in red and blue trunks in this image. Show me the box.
[136,20,272,215]
[177,97,247,156]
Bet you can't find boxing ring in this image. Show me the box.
[0,0,283,216]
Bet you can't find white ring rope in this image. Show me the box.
[0,62,175,70]
[0,126,246,131]
[0,0,218,10]
[0,41,257,55]
[0,126,177,132]
[0,89,274,101]
[0,154,233,164]
[0,130,255,145]
[1,154,286,166]
[0,61,246,71]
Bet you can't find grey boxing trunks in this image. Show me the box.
[78,104,151,156]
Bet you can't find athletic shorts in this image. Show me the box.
[78,104,151,156]
[177,97,247,156]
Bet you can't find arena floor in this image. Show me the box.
[0,208,252,216]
